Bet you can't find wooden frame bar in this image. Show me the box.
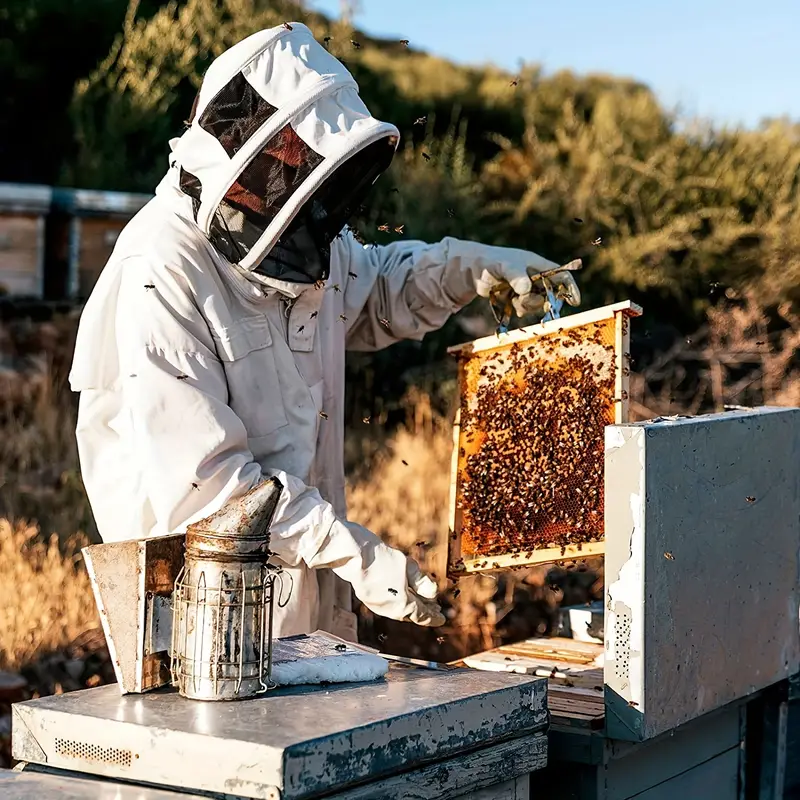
[448,301,642,357]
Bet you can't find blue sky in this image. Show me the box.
[308,0,799,128]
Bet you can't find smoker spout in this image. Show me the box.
[189,478,284,539]
[186,478,284,558]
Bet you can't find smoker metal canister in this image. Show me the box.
[171,478,288,701]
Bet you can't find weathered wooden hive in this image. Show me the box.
[0,182,52,298]
[50,188,152,300]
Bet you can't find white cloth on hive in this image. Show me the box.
[271,631,388,686]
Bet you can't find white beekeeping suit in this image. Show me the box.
[69,23,580,640]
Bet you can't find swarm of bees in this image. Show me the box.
[456,320,617,557]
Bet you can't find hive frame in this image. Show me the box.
[447,301,642,576]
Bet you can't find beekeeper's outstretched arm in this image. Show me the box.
[111,255,443,627]
[340,231,581,350]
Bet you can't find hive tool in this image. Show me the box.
[490,258,582,331]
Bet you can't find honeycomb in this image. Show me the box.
[449,304,638,574]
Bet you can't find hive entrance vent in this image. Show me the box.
[55,737,133,767]
[613,607,632,681]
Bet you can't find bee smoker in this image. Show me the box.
[170,478,289,701]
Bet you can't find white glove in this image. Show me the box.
[303,521,445,627]
[451,240,581,318]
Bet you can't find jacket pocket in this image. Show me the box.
[211,316,289,437]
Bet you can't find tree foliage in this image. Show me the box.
[0,0,131,184]
[55,0,800,322]
[3,0,800,401]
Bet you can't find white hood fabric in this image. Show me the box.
[69,23,570,640]
[172,23,398,277]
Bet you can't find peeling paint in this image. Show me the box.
[14,673,546,799]
[605,409,800,743]
[223,776,279,799]
[605,426,626,452]
[527,683,548,726]
[287,680,548,796]
[606,434,645,709]
[10,708,48,764]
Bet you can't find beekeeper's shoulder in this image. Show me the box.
[114,195,220,303]
[331,226,379,277]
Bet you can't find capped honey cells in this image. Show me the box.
[453,317,619,562]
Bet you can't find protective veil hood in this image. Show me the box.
[167,23,399,281]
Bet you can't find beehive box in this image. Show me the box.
[447,301,642,576]
[0,182,52,298]
[51,188,152,299]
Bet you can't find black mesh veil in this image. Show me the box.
[207,132,395,283]
[203,121,323,271]
[198,72,278,157]
[254,136,396,283]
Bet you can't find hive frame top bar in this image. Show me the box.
[448,300,643,357]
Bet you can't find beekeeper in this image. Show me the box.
[69,23,580,640]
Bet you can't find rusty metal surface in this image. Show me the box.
[171,563,282,700]
[144,536,184,595]
[185,477,282,559]
[82,481,284,698]
[450,307,635,576]
[12,669,547,800]
[141,536,184,691]
[173,479,285,700]
[82,535,185,694]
